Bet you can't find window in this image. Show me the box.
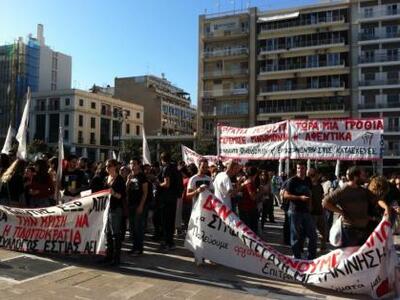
[136,112,140,119]
[65,98,70,106]
[90,132,95,144]
[91,117,96,129]
[64,130,69,141]
[126,124,130,134]
[64,114,69,126]
[364,7,373,18]
[387,4,398,16]
[136,125,140,136]
[78,131,83,143]
[79,99,84,106]
[327,53,340,66]
[386,25,398,38]
[79,115,84,127]
[91,102,96,109]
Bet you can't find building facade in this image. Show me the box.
[198,0,400,168]
[114,75,196,136]
[30,89,144,162]
[0,24,71,139]
[352,0,400,166]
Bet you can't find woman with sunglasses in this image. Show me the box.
[104,159,127,265]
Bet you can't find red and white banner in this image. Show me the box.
[181,145,219,167]
[217,119,384,160]
[0,190,110,255]
[218,121,289,160]
[290,119,384,161]
[185,191,397,299]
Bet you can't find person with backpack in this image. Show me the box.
[158,152,182,251]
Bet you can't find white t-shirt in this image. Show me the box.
[213,172,233,209]
[187,174,213,203]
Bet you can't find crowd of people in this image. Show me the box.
[0,151,399,266]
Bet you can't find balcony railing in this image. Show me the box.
[78,137,84,144]
[203,109,248,116]
[204,47,248,58]
[358,102,400,109]
[360,6,400,19]
[385,126,400,132]
[260,60,345,73]
[259,37,345,53]
[204,28,249,38]
[203,69,248,77]
[359,52,399,63]
[259,16,345,32]
[260,82,345,93]
[202,88,248,97]
[258,103,345,114]
[359,78,400,86]
[359,31,400,41]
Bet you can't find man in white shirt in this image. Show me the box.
[187,159,213,203]
[213,160,240,209]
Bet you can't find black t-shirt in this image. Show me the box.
[127,172,149,208]
[106,175,126,211]
[310,183,324,215]
[286,176,312,213]
[158,164,174,198]
[62,169,87,197]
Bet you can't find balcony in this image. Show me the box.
[259,16,345,32]
[358,102,400,110]
[203,47,248,58]
[77,137,84,144]
[202,88,248,98]
[90,138,96,145]
[258,103,345,114]
[359,78,400,87]
[359,51,399,64]
[204,28,249,40]
[259,37,345,54]
[359,31,400,41]
[260,60,345,74]
[359,6,400,20]
[260,82,345,94]
[385,125,400,133]
[203,69,248,78]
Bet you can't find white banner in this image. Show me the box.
[218,119,384,161]
[290,119,384,161]
[0,190,111,255]
[185,191,397,299]
[181,145,247,167]
[218,121,289,160]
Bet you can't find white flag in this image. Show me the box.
[278,159,283,175]
[57,126,64,183]
[142,128,151,165]
[16,87,31,160]
[112,151,117,160]
[1,125,15,154]
[335,159,340,178]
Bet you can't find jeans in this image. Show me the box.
[106,207,123,263]
[312,214,327,250]
[161,196,177,247]
[182,202,192,230]
[129,206,146,252]
[239,208,259,234]
[289,210,317,259]
[341,223,374,247]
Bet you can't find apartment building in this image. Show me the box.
[114,75,196,136]
[198,1,353,141]
[352,0,400,164]
[29,89,144,162]
[0,24,71,139]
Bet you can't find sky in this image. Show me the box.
[0,0,318,106]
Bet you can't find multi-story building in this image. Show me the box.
[0,24,71,139]
[29,89,144,162]
[198,1,352,140]
[114,75,196,136]
[352,0,400,166]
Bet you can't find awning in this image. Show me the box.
[257,11,299,23]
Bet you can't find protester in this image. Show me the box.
[187,159,213,204]
[209,162,218,181]
[271,170,283,206]
[126,158,149,256]
[308,167,327,252]
[157,152,180,251]
[213,160,240,210]
[103,159,127,265]
[78,157,93,184]
[238,166,259,234]
[90,162,107,193]
[322,166,390,247]
[61,155,88,200]
[284,162,317,260]
[0,159,26,206]
[27,159,55,208]
[259,170,274,227]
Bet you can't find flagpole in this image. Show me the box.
[216,123,220,157]
[15,87,31,160]
[285,120,291,176]
[56,126,64,204]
